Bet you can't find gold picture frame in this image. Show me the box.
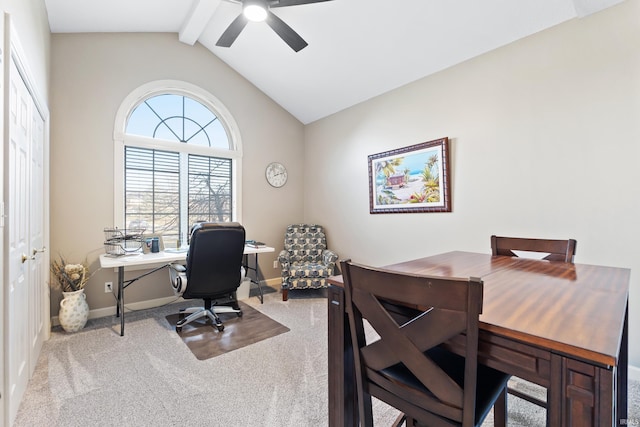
[368,137,451,214]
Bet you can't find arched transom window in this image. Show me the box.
[126,94,229,148]
[114,81,243,248]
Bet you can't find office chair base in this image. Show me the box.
[175,305,242,333]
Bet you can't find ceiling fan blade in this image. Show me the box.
[216,14,249,48]
[266,11,308,52]
[271,0,333,7]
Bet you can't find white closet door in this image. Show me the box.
[6,57,47,425]
[7,58,31,425]
[28,100,46,371]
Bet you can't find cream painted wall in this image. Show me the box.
[305,0,640,368]
[0,0,50,100]
[49,33,304,314]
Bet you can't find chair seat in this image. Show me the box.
[288,263,333,279]
[381,347,510,426]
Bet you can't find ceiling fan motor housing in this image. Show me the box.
[217,0,334,52]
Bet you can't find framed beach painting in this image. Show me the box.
[368,137,451,214]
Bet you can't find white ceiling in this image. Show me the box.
[44,0,624,124]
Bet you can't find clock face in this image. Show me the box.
[265,162,288,188]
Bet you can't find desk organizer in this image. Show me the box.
[103,227,145,256]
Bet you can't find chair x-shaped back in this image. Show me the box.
[343,261,493,426]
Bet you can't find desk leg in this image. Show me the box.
[617,303,628,427]
[328,285,356,427]
[244,254,264,304]
[117,266,124,336]
[253,253,264,303]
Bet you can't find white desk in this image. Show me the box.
[99,245,275,336]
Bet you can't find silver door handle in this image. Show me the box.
[32,246,46,256]
[21,253,34,263]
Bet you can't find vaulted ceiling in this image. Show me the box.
[44,0,625,124]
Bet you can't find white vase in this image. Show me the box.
[59,289,89,332]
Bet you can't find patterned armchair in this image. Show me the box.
[277,224,339,301]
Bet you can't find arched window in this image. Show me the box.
[114,80,242,248]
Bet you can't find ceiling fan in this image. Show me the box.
[216,0,333,52]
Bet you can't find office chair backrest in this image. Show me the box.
[185,222,246,299]
[491,235,577,263]
[341,260,484,426]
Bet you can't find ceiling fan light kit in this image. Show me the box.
[243,0,268,22]
[216,0,333,52]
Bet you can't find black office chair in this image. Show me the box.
[168,222,246,332]
[341,260,510,427]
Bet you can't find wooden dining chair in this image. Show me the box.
[490,235,577,414]
[341,260,510,427]
[490,235,577,263]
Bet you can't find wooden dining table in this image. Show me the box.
[327,251,630,427]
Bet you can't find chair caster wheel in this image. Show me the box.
[176,326,182,333]
[237,311,243,318]
[216,324,224,332]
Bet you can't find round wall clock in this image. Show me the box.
[265,162,288,188]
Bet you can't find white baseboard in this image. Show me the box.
[51,295,184,327]
[50,280,282,327]
[630,365,640,382]
[263,277,281,287]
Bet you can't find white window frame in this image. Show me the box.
[113,80,243,238]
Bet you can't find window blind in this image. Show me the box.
[125,146,180,235]
[188,154,232,224]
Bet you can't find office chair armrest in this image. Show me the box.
[170,263,186,273]
[169,263,187,295]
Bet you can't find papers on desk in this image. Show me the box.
[165,247,189,254]
[245,240,266,248]
[103,251,142,259]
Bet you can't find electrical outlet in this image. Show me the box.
[105,282,113,293]
[273,260,278,269]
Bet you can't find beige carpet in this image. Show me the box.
[165,301,289,360]
[12,286,639,427]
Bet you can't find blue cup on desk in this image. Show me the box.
[151,237,160,253]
